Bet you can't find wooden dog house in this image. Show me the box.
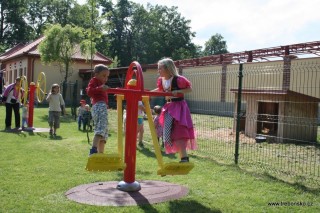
[231,89,319,143]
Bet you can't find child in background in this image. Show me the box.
[153,105,163,148]
[77,99,86,130]
[122,107,127,134]
[46,84,66,137]
[21,103,28,130]
[86,64,110,155]
[82,104,92,131]
[137,101,145,147]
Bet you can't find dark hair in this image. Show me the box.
[153,105,162,115]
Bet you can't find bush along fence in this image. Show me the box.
[141,58,320,189]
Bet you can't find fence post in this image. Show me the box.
[72,80,78,120]
[235,63,243,164]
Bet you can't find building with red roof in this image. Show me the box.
[0,36,112,103]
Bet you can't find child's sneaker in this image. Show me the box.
[138,141,144,148]
[179,157,189,163]
[49,129,53,136]
[89,147,97,156]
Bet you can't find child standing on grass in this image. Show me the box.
[21,103,28,130]
[153,105,163,148]
[77,99,86,130]
[46,84,66,137]
[151,58,197,163]
[86,64,110,155]
[82,104,92,131]
[137,101,145,147]
[2,77,24,131]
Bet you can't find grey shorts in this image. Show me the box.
[48,111,61,128]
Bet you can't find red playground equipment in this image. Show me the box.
[86,61,194,192]
[19,72,46,129]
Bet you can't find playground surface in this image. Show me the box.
[65,180,188,206]
[4,127,50,133]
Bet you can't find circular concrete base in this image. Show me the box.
[65,180,188,206]
[23,127,50,132]
[4,127,50,133]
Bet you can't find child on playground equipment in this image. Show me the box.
[151,58,197,163]
[86,64,110,155]
[77,99,86,130]
[153,105,163,148]
[46,83,66,137]
[137,100,145,148]
[122,102,145,147]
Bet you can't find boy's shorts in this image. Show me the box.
[92,102,108,139]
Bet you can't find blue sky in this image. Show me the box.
[78,0,320,53]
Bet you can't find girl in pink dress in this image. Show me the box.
[152,58,197,162]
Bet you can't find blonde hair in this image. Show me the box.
[158,58,179,77]
[94,64,109,73]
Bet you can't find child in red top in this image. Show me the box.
[86,64,110,155]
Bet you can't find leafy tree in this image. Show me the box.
[94,0,114,59]
[26,0,53,38]
[0,0,32,53]
[129,3,196,64]
[26,0,96,38]
[150,4,195,61]
[203,33,228,56]
[69,1,95,29]
[47,0,76,27]
[106,0,132,66]
[100,1,196,66]
[38,24,93,99]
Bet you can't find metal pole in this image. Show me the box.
[90,0,94,76]
[28,82,36,128]
[235,63,243,164]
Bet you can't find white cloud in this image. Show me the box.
[79,0,320,52]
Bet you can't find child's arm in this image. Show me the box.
[46,93,51,102]
[138,104,145,112]
[59,94,66,114]
[86,80,109,97]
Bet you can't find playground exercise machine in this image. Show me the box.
[19,72,47,129]
[86,61,194,192]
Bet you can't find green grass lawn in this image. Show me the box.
[0,106,320,212]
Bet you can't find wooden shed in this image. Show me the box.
[231,89,319,143]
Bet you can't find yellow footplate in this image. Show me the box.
[157,162,194,176]
[86,153,126,172]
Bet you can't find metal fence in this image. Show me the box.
[184,59,320,188]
